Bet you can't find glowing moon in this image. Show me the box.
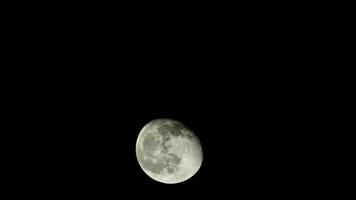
[136,119,203,184]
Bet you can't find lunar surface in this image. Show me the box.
[136,119,203,184]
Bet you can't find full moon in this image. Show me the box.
[136,118,203,184]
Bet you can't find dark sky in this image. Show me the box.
[12,65,313,199]
[5,6,322,197]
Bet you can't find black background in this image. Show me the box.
[3,3,325,198]
[12,57,313,198]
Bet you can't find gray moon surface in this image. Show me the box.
[136,119,203,184]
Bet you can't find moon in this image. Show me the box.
[136,118,203,184]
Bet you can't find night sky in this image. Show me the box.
[13,65,310,199]
[6,6,318,198]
